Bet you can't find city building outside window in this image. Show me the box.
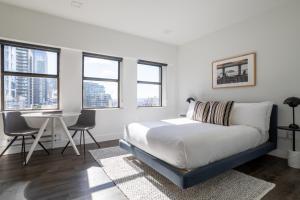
[137,60,167,107]
[82,52,122,109]
[1,41,60,110]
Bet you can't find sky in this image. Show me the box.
[46,52,57,74]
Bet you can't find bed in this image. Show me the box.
[120,104,277,189]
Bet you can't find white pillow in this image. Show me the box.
[230,101,273,133]
[186,101,196,119]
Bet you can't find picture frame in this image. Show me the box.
[212,53,256,89]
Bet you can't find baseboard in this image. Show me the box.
[268,148,288,159]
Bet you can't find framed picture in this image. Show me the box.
[212,53,256,89]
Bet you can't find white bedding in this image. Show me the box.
[124,118,268,170]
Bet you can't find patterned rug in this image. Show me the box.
[90,147,275,200]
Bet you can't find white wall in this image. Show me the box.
[177,0,300,158]
[0,3,178,153]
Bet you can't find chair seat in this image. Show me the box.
[68,125,95,131]
[6,128,39,136]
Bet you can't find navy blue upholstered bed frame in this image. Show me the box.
[119,105,278,189]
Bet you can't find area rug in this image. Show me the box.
[90,147,275,200]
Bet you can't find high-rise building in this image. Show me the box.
[83,82,112,108]
[137,97,160,107]
[32,50,48,107]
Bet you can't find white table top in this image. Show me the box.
[22,112,80,118]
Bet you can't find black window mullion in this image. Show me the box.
[83,52,122,62]
[137,59,167,67]
[0,40,60,53]
[1,44,4,111]
[83,77,119,82]
[117,60,121,108]
[3,71,58,79]
[137,81,162,85]
[160,66,163,106]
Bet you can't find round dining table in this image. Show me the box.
[22,112,81,165]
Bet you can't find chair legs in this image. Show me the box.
[0,135,49,165]
[0,136,26,165]
[61,130,78,154]
[21,136,26,165]
[31,135,50,155]
[61,129,99,159]
[82,131,86,159]
[80,131,82,147]
[0,136,18,157]
[21,136,25,164]
[86,130,101,148]
[21,136,24,154]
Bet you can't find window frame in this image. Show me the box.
[82,52,122,109]
[137,60,167,107]
[0,40,60,111]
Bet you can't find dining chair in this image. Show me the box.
[61,110,100,157]
[0,112,49,165]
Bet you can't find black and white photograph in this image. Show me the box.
[212,53,256,88]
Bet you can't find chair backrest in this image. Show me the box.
[76,110,96,127]
[2,112,31,135]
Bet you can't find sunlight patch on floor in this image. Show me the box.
[0,181,29,200]
[87,166,110,188]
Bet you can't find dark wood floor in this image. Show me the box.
[0,140,299,200]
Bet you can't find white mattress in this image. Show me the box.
[124,118,268,170]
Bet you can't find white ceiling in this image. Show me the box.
[0,0,290,45]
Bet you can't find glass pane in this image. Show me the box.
[83,80,118,108]
[4,45,58,75]
[4,76,58,110]
[137,64,160,82]
[137,83,161,107]
[84,56,119,79]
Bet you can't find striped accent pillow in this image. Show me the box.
[207,101,234,126]
[192,101,210,122]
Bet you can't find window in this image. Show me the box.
[137,60,167,107]
[1,40,60,110]
[82,52,122,109]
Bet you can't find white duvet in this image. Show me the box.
[124,118,267,170]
